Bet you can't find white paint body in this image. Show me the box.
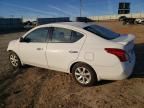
[7,22,136,81]
[135,18,144,24]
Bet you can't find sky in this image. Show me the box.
[0,0,144,21]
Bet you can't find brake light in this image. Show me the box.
[105,48,128,62]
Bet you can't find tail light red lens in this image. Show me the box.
[105,48,128,62]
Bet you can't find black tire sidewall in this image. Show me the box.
[72,63,97,86]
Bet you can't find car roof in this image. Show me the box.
[39,22,93,28]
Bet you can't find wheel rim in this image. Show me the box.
[74,67,91,84]
[10,54,19,67]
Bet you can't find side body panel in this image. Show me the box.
[45,24,87,72]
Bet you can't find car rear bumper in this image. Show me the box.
[118,50,136,80]
[115,60,135,80]
[93,53,135,81]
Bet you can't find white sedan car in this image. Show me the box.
[7,22,135,86]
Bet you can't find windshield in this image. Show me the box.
[84,25,120,40]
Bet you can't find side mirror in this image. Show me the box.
[20,37,30,43]
[20,37,24,42]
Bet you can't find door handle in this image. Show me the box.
[36,48,43,50]
[69,50,78,53]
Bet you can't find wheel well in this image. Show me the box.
[70,62,96,74]
[70,62,79,73]
[8,50,13,53]
[8,50,19,56]
[8,50,18,56]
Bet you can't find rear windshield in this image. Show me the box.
[84,25,120,40]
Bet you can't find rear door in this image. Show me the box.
[46,27,85,72]
[19,28,49,68]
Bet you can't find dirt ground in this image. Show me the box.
[0,21,144,108]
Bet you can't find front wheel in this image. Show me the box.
[72,63,97,86]
[9,52,21,68]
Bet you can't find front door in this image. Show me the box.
[19,28,49,68]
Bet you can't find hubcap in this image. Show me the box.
[74,67,91,84]
[10,54,18,67]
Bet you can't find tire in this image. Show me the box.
[9,51,21,69]
[72,63,97,86]
[123,21,126,25]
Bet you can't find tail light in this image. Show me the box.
[105,48,128,62]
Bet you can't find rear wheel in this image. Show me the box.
[72,63,97,86]
[9,52,21,68]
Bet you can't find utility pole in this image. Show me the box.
[80,0,82,17]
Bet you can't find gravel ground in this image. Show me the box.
[0,21,144,108]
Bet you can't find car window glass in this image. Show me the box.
[51,27,71,43]
[84,25,120,40]
[71,31,83,42]
[24,28,48,42]
[51,27,83,43]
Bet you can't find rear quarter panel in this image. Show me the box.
[77,34,123,66]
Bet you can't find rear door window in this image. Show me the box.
[50,27,83,43]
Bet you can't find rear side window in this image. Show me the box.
[51,27,83,43]
[71,31,83,42]
[51,27,71,43]
[24,28,48,43]
[84,25,120,40]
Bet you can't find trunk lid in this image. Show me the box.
[112,34,135,62]
[112,34,135,46]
